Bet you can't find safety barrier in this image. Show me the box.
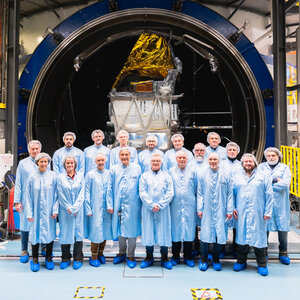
[281,146,300,197]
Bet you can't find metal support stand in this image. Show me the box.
[272,0,288,148]
[5,0,20,174]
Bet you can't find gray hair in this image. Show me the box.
[176,150,188,158]
[117,130,129,141]
[171,133,184,142]
[63,155,78,170]
[208,152,220,161]
[95,153,107,161]
[62,131,76,142]
[145,135,158,144]
[207,132,220,143]
[27,140,42,152]
[35,152,51,165]
[226,142,240,154]
[241,153,258,166]
[193,143,206,154]
[119,147,131,156]
[91,129,105,139]
[264,147,282,160]
[151,153,162,161]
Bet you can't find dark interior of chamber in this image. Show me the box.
[58,36,233,152]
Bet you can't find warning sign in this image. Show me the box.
[191,288,222,300]
[74,287,105,299]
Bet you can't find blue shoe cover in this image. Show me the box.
[279,255,290,265]
[140,258,154,269]
[60,261,70,269]
[184,258,195,267]
[20,252,29,264]
[45,259,54,270]
[212,262,222,271]
[89,258,100,267]
[73,261,82,270]
[161,260,172,270]
[171,257,180,266]
[191,250,200,258]
[233,262,247,272]
[30,260,40,272]
[98,255,106,264]
[207,254,213,263]
[113,254,126,264]
[127,258,137,269]
[219,252,225,259]
[199,260,208,271]
[257,266,268,276]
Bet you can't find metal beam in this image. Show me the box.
[272,0,288,147]
[6,0,20,173]
[286,0,299,13]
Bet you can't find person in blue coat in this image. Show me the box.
[52,132,85,175]
[191,143,207,169]
[258,147,292,265]
[85,153,112,267]
[14,140,41,263]
[197,153,233,272]
[233,153,274,276]
[220,141,243,255]
[139,153,174,270]
[24,153,58,272]
[109,130,138,167]
[106,147,141,268]
[169,150,198,268]
[84,129,110,174]
[138,135,164,173]
[205,132,226,161]
[164,134,193,170]
[57,155,85,270]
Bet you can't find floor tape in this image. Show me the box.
[191,288,222,300]
[74,287,105,299]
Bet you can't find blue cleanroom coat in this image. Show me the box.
[169,166,198,242]
[163,147,193,170]
[85,168,112,243]
[52,146,85,175]
[138,148,164,173]
[24,170,58,245]
[57,172,85,244]
[197,166,233,244]
[14,156,37,231]
[258,162,291,232]
[106,163,141,239]
[109,146,138,168]
[205,146,227,160]
[221,158,243,177]
[84,144,110,174]
[233,168,274,248]
[139,169,174,246]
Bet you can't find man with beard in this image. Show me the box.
[52,132,84,175]
[233,153,274,276]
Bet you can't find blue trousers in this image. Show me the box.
[21,230,29,251]
[146,245,168,256]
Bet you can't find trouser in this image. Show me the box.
[21,231,29,252]
[192,227,200,252]
[200,241,222,262]
[232,228,237,252]
[61,241,83,262]
[32,241,53,260]
[91,240,106,260]
[236,244,267,267]
[172,241,193,260]
[267,231,288,253]
[118,236,136,258]
[146,245,168,256]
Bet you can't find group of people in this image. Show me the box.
[14,129,291,276]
